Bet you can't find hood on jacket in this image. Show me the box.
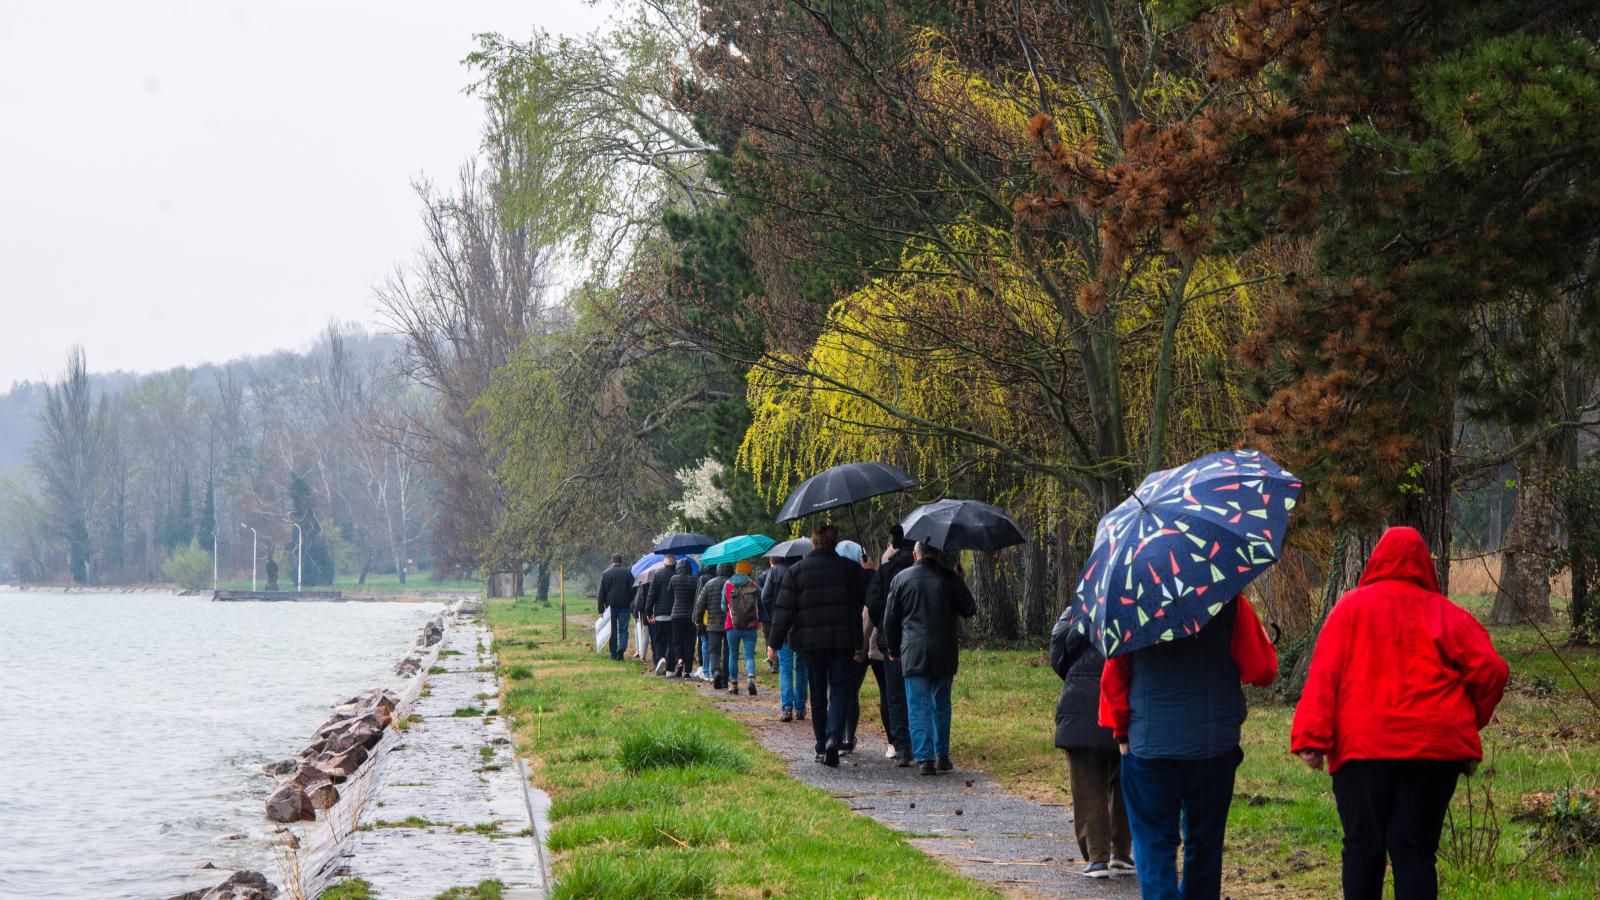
[729,573,752,587]
[1357,526,1440,592]
[675,558,693,575]
[717,563,734,576]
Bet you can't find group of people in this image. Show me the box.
[600,524,1511,900]
[597,522,976,775]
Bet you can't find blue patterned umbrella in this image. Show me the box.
[1071,450,1302,657]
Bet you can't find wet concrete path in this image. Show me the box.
[690,673,1139,899]
[335,610,549,899]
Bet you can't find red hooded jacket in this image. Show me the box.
[1290,527,1508,773]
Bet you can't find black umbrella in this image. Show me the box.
[652,532,717,555]
[765,537,814,559]
[775,461,919,524]
[899,499,1026,553]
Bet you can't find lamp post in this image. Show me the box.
[199,527,218,591]
[240,523,257,591]
[290,522,303,592]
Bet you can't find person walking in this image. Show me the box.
[693,563,734,688]
[764,552,808,721]
[836,540,872,754]
[1051,608,1132,879]
[693,563,719,679]
[647,554,678,675]
[866,525,915,764]
[597,554,635,661]
[1098,592,1278,900]
[724,560,763,695]
[1291,526,1508,900]
[771,524,869,767]
[667,557,700,678]
[883,541,976,776]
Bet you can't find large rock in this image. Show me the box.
[290,762,341,789]
[262,759,297,777]
[394,656,422,677]
[419,619,444,646]
[167,870,280,900]
[264,784,306,824]
[302,780,340,810]
[320,745,368,777]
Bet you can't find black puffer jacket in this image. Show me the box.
[759,561,788,629]
[866,546,914,653]
[649,562,676,619]
[770,548,869,653]
[1050,608,1118,752]
[598,563,633,611]
[669,559,699,619]
[883,558,977,677]
[693,563,734,632]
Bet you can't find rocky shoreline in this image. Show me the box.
[171,605,457,900]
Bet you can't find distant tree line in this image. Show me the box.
[0,326,440,587]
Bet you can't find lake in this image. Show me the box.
[0,590,441,899]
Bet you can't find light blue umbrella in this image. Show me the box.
[631,553,699,584]
[700,534,776,566]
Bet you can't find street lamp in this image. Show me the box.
[240,523,258,591]
[290,522,303,592]
[199,527,218,591]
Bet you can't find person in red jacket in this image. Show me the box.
[1098,594,1277,900]
[1291,526,1508,900]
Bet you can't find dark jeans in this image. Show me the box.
[649,619,670,668]
[844,658,869,742]
[1120,746,1243,900]
[671,618,696,673]
[705,630,726,680]
[802,648,857,754]
[607,606,631,660]
[1331,759,1460,900]
[873,657,911,755]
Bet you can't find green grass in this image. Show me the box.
[452,706,484,717]
[485,599,995,899]
[321,878,375,900]
[946,597,1600,899]
[433,881,504,900]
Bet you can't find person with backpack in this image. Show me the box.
[724,559,763,695]
[693,563,734,688]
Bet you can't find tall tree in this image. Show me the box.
[32,347,110,584]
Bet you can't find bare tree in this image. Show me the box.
[32,347,110,583]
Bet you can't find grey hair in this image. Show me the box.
[914,541,942,560]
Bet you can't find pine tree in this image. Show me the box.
[287,475,336,586]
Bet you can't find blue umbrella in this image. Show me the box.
[1071,450,1302,657]
[653,532,717,555]
[631,553,699,583]
[701,534,776,566]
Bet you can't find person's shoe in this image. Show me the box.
[727,682,739,695]
[1109,855,1135,875]
[815,752,827,765]
[823,742,840,767]
[781,707,793,722]
[842,734,855,753]
[795,709,806,720]
[746,678,757,696]
[654,658,667,675]
[884,744,896,759]
[1082,862,1112,879]
[919,760,937,776]
[936,756,952,772]
[896,753,913,768]
[767,659,778,674]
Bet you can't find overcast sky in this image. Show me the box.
[0,1,608,387]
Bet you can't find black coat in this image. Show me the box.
[598,564,633,611]
[668,559,699,619]
[648,564,676,619]
[1050,610,1118,753]
[883,558,976,677]
[866,546,914,653]
[770,548,869,653]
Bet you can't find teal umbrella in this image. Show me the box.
[700,534,776,566]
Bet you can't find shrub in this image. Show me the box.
[616,726,747,774]
[322,879,375,900]
[162,541,213,590]
[1531,788,1600,856]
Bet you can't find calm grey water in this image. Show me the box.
[0,590,441,900]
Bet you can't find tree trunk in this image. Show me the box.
[1054,519,1077,620]
[972,551,1019,641]
[1020,522,1050,639]
[535,564,551,606]
[1286,529,1379,700]
[1491,447,1557,625]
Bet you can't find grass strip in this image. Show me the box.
[486,599,996,899]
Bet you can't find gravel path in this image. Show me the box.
[676,669,1140,900]
[335,612,550,900]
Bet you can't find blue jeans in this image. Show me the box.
[1119,747,1243,900]
[903,674,953,763]
[699,631,711,673]
[779,644,809,713]
[727,628,759,681]
[803,649,857,753]
[607,607,630,659]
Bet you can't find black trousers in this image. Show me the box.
[873,657,911,755]
[844,657,869,742]
[1331,759,1460,900]
[803,648,857,753]
[649,620,669,667]
[671,618,696,673]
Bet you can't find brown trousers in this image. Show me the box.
[1066,749,1131,864]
